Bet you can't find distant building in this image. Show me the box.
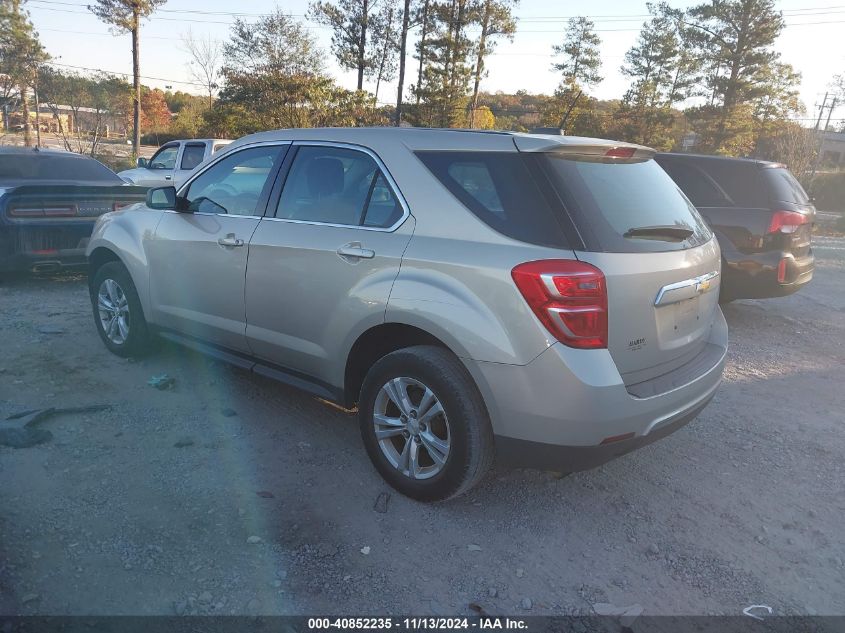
[818,130,845,167]
[3,104,127,138]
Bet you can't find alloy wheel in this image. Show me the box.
[373,377,451,480]
[97,278,130,345]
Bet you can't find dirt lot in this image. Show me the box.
[1,237,844,618]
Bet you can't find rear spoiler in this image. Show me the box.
[512,134,656,162]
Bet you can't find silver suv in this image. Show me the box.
[86,128,727,501]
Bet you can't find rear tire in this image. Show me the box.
[90,261,153,358]
[358,345,494,502]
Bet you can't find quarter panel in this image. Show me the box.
[387,235,574,365]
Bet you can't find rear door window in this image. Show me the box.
[180,144,206,170]
[275,145,403,228]
[540,156,712,253]
[416,151,569,248]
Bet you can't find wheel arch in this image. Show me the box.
[343,323,459,408]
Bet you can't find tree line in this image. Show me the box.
[1,0,843,171]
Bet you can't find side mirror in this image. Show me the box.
[136,157,149,168]
[146,186,179,210]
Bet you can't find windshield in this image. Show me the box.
[540,155,712,253]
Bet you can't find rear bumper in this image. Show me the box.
[495,392,714,471]
[464,308,728,472]
[0,222,94,272]
[722,249,814,299]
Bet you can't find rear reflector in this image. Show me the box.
[511,260,608,349]
[768,210,808,234]
[605,147,636,159]
[777,258,788,283]
[600,432,636,445]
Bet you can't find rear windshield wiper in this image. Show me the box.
[623,225,694,242]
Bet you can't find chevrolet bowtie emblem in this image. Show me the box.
[697,279,711,293]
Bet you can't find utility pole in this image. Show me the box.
[810,95,839,182]
[33,66,41,148]
[813,92,829,131]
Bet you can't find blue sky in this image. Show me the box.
[25,0,845,124]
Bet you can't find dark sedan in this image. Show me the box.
[0,147,147,274]
[656,153,815,302]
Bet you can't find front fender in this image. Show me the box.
[86,208,164,317]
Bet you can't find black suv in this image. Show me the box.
[655,153,815,302]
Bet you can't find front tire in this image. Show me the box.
[358,345,494,502]
[90,261,153,357]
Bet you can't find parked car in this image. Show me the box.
[0,147,146,274]
[87,128,727,501]
[118,138,232,188]
[655,153,815,302]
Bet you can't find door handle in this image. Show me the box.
[165,175,172,180]
[337,243,375,260]
[218,234,244,248]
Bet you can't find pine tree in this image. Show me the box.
[370,0,400,105]
[88,0,168,156]
[0,0,47,146]
[548,16,602,131]
[309,0,379,91]
[413,0,477,127]
[394,0,412,124]
[683,0,786,152]
[468,0,516,127]
[551,17,602,88]
[616,3,698,147]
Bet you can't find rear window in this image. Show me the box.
[416,151,568,248]
[540,156,712,253]
[0,153,121,183]
[762,167,810,205]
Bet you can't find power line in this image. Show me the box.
[26,0,845,21]
[25,2,845,32]
[45,60,206,87]
[24,0,845,29]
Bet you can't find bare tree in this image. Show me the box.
[769,122,817,179]
[181,29,222,108]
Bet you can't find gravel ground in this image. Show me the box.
[1,237,843,617]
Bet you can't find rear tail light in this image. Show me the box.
[777,258,788,283]
[9,205,78,217]
[511,260,608,349]
[768,210,808,234]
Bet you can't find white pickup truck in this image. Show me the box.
[118,138,232,188]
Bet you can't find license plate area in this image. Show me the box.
[673,296,701,335]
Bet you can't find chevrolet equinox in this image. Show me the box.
[86,128,727,501]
